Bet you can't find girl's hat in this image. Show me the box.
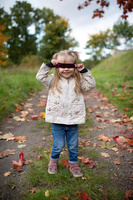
[56,63,77,68]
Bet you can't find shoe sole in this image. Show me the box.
[48,169,57,174]
[70,169,83,177]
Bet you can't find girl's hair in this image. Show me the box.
[50,50,82,94]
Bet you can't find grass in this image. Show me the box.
[0,66,43,122]
[21,118,124,200]
[91,49,133,117]
[22,150,124,200]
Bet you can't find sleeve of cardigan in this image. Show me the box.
[36,63,53,88]
[80,69,96,92]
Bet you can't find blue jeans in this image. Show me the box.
[50,123,79,163]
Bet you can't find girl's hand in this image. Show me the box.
[76,63,85,71]
[51,59,58,66]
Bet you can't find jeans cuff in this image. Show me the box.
[69,160,78,164]
[50,157,59,161]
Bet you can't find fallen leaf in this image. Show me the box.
[111,119,122,123]
[79,156,91,164]
[97,125,107,129]
[127,138,133,146]
[60,196,69,200]
[13,116,25,121]
[78,156,94,168]
[124,134,133,139]
[77,190,92,200]
[14,104,22,112]
[123,108,130,111]
[17,144,26,149]
[14,136,26,143]
[4,171,12,177]
[130,174,133,181]
[98,135,111,142]
[12,152,24,166]
[31,115,38,120]
[36,103,46,107]
[99,188,108,200]
[0,149,15,158]
[13,165,22,172]
[45,190,49,197]
[24,159,33,164]
[124,190,133,200]
[114,159,122,165]
[20,111,28,118]
[38,112,45,119]
[78,140,90,147]
[130,116,133,122]
[111,147,118,152]
[113,136,127,146]
[24,103,33,108]
[27,108,34,113]
[0,132,15,141]
[99,142,115,150]
[103,112,110,117]
[62,158,70,168]
[118,129,128,134]
[101,152,110,158]
[31,187,40,193]
[127,147,133,153]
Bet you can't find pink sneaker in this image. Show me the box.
[69,163,83,177]
[48,160,58,174]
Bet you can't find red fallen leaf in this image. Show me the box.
[77,190,92,200]
[124,190,133,200]
[124,134,133,139]
[95,115,102,118]
[104,119,110,122]
[121,84,126,89]
[13,164,22,172]
[36,103,46,107]
[31,115,38,120]
[60,196,69,200]
[113,136,126,146]
[87,161,95,169]
[123,108,130,111]
[118,129,128,134]
[34,154,44,161]
[62,158,70,168]
[12,152,24,166]
[127,138,133,146]
[79,156,94,168]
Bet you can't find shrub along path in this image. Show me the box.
[0,88,133,200]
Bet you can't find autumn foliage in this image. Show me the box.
[77,0,133,19]
[0,24,10,66]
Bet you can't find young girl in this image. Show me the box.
[36,50,96,177]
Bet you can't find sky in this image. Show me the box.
[1,0,133,60]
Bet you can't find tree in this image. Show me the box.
[8,1,38,64]
[39,16,78,62]
[0,24,10,66]
[61,0,133,20]
[0,2,40,64]
[85,29,115,60]
[113,19,133,49]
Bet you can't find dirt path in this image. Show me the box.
[0,88,133,200]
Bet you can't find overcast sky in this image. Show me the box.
[1,0,133,60]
